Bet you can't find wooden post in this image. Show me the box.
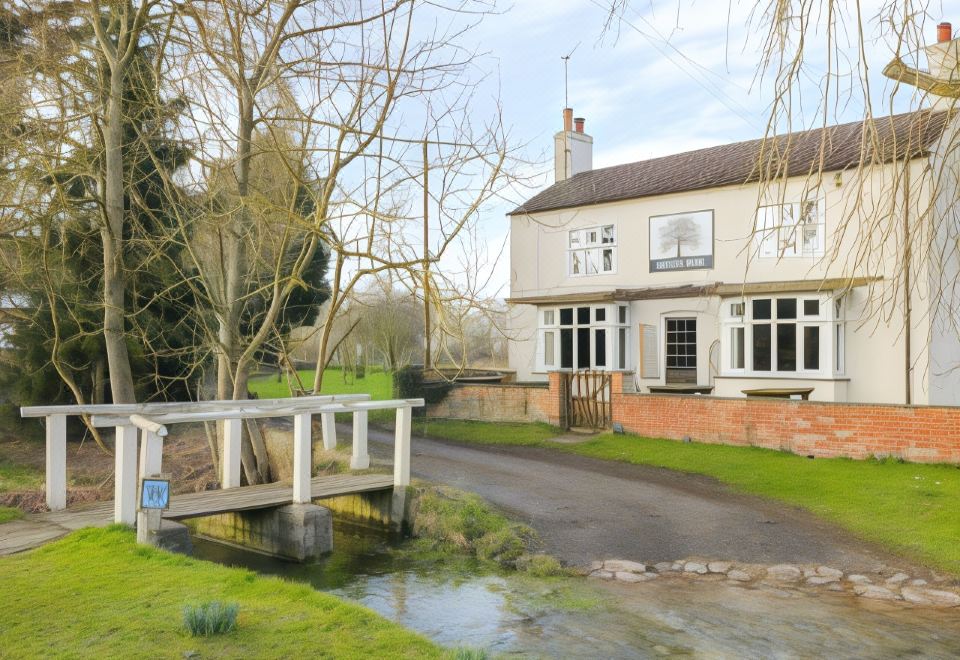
[222,417,242,488]
[351,410,369,470]
[293,413,312,504]
[320,412,337,450]
[393,406,411,487]
[138,429,163,478]
[114,425,139,524]
[45,414,67,511]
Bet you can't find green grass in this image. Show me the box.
[412,419,561,446]
[249,368,393,400]
[0,506,23,523]
[411,484,536,566]
[0,526,442,658]
[249,368,395,424]
[0,458,44,493]
[399,419,960,575]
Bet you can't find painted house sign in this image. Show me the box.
[649,210,714,272]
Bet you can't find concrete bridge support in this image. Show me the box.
[190,503,334,562]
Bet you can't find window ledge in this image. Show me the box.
[714,374,850,382]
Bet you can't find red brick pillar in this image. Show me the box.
[547,371,566,428]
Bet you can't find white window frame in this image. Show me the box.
[568,224,617,277]
[536,303,629,371]
[756,197,826,259]
[720,294,843,378]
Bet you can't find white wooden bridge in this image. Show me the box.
[17,395,423,528]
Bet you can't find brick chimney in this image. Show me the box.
[554,108,593,183]
[925,20,959,109]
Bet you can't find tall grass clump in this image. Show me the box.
[183,601,239,637]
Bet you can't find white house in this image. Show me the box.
[507,26,960,406]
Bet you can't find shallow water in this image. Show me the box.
[193,524,960,658]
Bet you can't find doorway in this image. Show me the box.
[665,317,697,384]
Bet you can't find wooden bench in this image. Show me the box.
[648,385,714,395]
[741,387,814,400]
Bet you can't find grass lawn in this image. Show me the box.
[407,420,960,574]
[249,368,393,400]
[0,526,443,658]
[249,368,396,424]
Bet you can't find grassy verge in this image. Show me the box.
[0,506,23,523]
[402,419,960,574]
[410,483,565,577]
[0,526,443,658]
[412,419,561,446]
[571,434,960,574]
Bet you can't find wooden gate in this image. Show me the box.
[562,370,612,430]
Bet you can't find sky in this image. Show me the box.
[456,0,960,296]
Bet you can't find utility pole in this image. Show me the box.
[423,139,431,370]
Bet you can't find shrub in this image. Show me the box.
[412,485,539,567]
[516,553,566,577]
[474,524,532,564]
[393,366,452,415]
[182,601,239,637]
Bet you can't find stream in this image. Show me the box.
[192,522,960,658]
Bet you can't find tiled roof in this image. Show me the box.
[510,110,951,215]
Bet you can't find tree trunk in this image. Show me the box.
[101,56,136,404]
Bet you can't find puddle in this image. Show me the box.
[192,522,960,658]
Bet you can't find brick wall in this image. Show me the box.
[609,372,960,464]
[426,373,563,426]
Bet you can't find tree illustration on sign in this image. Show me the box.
[659,216,701,257]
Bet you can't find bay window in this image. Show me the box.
[537,303,629,371]
[722,294,844,377]
[569,225,617,276]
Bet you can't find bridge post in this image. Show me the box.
[138,428,163,478]
[114,425,139,524]
[393,406,411,487]
[222,417,242,488]
[350,410,370,469]
[320,412,336,450]
[45,413,67,511]
[293,413,312,503]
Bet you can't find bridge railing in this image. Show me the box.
[21,395,422,525]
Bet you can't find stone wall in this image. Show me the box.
[609,372,960,464]
[426,374,563,426]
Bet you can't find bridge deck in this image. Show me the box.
[0,473,395,555]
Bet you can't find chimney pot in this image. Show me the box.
[574,117,585,133]
[562,107,573,132]
[938,21,952,43]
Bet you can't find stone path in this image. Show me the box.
[587,557,960,608]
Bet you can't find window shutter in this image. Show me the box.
[638,323,659,378]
